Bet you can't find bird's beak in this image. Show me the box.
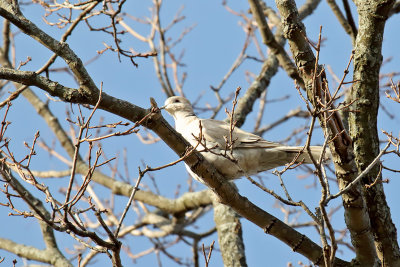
[159,105,166,110]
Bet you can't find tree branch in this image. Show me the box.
[248,0,304,88]
[0,4,98,97]
[350,1,400,265]
[211,186,247,267]
[0,159,72,267]
[326,0,357,44]
[0,238,72,267]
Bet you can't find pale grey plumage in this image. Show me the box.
[163,96,329,182]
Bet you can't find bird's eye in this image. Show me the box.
[174,99,180,103]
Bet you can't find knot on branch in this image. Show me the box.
[141,108,162,129]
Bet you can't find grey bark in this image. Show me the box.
[350,1,400,266]
[212,187,247,267]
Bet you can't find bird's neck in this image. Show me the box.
[173,110,196,120]
[173,111,197,130]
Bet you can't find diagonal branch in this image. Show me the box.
[0,3,98,97]
[326,0,357,44]
[248,0,304,88]
[0,238,72,267]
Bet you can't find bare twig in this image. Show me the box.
[327,142,391,201]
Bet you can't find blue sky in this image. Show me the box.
[1,1,400,266]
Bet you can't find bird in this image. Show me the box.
[162,96,329,182]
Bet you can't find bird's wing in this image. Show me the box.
[199,119,281,149]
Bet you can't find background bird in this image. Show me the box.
[163,96,329,182]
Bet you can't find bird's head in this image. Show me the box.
[162,96,194,116]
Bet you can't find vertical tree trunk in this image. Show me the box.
[350,1,400,266]
[212,190,247,267]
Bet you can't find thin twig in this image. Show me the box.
[327,142,391,201]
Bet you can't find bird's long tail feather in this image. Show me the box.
[280,146,331,164]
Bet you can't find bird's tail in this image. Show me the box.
[280,146,331,165]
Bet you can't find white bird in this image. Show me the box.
[163,96,328,182]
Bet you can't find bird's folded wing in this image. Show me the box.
[200,119,281,149]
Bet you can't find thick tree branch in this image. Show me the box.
[0,3,98,97]
[92,168,212,214]
[233,50,279,127]
[0,238,72,267]
[0,67,148,125]
[350,1,400,266]
[389,1,400,16]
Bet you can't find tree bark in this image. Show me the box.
[212,187,247,267]
[350,1,400,266]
